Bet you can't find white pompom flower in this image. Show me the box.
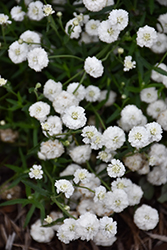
[10,6,26,21]
[123,56,136,71]
[82,0,107,12]
[98,20,120,44]
[29,101,50,122]
[108,9,129,31]
[136,25,158,48]
[29,164,43,179]
[27,47,49,72]
[99,216,117,238]
[62,105,87,130]
[85,85,101,102]
[134,204,159,230]
[73,168,91,184]
[55,179,74,198]
[140,87,158,103]
[145,122,163,142]
[84,56,104,78]
[128,126,150,149]
[8,41,28,64]
[27,1,44,21]
[107,159,125,178]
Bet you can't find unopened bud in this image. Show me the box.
[118,47,124,54]
[57,12,62,17]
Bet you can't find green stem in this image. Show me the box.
[63,70,84,86]
[157,51,167,66]
[51,196,77,220]
[75,184,95,193]
[86,161,111,191]
[49,55,84,61]
[1,26,6,45]
[43,164,55,194]
[73,71,86,94]
[90,104,106,130]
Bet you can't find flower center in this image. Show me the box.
[112,164,121,173]
[32,169,40,176]
[143,33,151,41]
[91,24,97,30]
[134,132,142,140]
[71,111,78,120]
[107,28,114,35]
[15,49,20,55]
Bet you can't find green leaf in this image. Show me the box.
[21,180,50,197]
[158,183,167,203]
[106,108,120,124]
[0,199,30,207]
[24,204,36,227]
[139,177,154,200]
[5,164,22,173]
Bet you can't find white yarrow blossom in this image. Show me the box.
[27,1,44,21]
[65,18,82,39]
[0,76,7,87]
[8,41,28,64]
[55,179,74,198]
[43,4,55,16]
[29,101,50,121]
[109,189,129,213]
[134,204,159,230]
[67,82,86,102]
[43,80,62,102]
[157,13,167,33]
[81,125,98,144]
[157,110,167,131]
[128,126,150,149]
[102,126,125,150]
[123,56,136,71]
[145,122,163,142]
[27,47,49,72]
[108,9,129,31]
[107,159,125,178]
[99,216,117,238]
[57,218,78,244]
[140,87,158,103]
[73,168,91,184]
[77,212,100,241]
[10,6,26,21]
[151,33,167,54]
[84,56,104,78]
[41,115,62,137]
[97,149,115,163]
[20,30,41,51]
[82,0,107,12]
[69,145,91,164]
[62,105,87,130]
[0,14,11,25]
[85,19,100,36]
[30,219,54,243]
[147,100,167,119]
[98,20,120,43]
[38,139,64,160]
[94,185,106,203]
[29,164,43,179]
[136,25,158,48]
[85,85,101,102]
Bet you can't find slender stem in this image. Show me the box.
[157,51,167,66]
[49,55,84,61]
[63,70,84,86]
[75,184,95,193]
[1,26,6,45]
[43,164,55,194]
[86,161,110,191]
[90,104,106,130]
[51,196,77,220]
[73,71,86,94]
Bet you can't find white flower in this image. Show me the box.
[145,122,163,142]
[151,33,167,54]
[43,80,62,102]
[85,85,101,102]
[20,30,41,51]
[111,177,132,193]
[148,143,167,166]
[98,90,117,107]
[98,20,120,44]
[151,63,167,83]
[93,231,117,247]
[60,163,81,177]
[29,101,50,121]
[29,164,43,179]
[27,1,44,21]
[82,0,107,12]
[52,91,79,114]
[97,149,115,163]
[57,218,78,244]
[102,126,125,150]
[43,4,55,16]
[157,13,167,33]
[65,18,82,39]
[69,145,91,164]
[156,0,167,6]
[81,125,98,144]
[94,185,106,203]
[79,32,99,44]
[147,100,166,119]
[140,87,158,103]
[84,56,104,78]
[108,9,129,31]
[107,159,125,178]
[55,179,74,198]
[99,216,117,238]
[77,212,100,241]
[73,168,91,184]
[85,19,100,36]
[62,105,87,130]
[136,25,158,48]
[10,6,26,21]
[123,153,143,172]
[78,173,100,198]
[0,76,7,86]
[0,14,11,24]
[123,56,136,71]
[157,109,167,131]
[147,166,167,186]
[67,82,86,102]
[134,204,159,230]
[90,131,103,150]
[41,115,62,137]
[128,126,150,149]
[8,41,28,64]
[108,189,129,213]
[27,47,49,72]
[38,139,64,160]
[30,219,54,243]
[127,183,143,206]
[44,215,53,224]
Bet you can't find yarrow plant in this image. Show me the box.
[1,0,167,249]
